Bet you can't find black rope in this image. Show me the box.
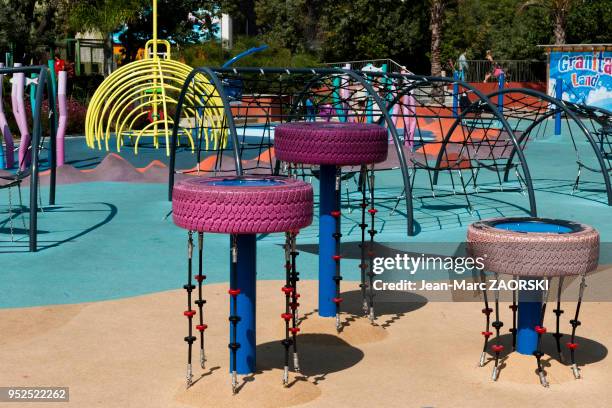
[289,232,301,372]
[569,274,587,379]
[358,165,368,314]
[281,232,293,386]
[552,276,565,363]
[479,269,493,367]
[183,231,196,387]
[509,276,518,350]
[332,168,344,331]
[228,235,241,393]
[195,232,207,369]
[491,272,504,381]
[366,166,378,322]
[533,278,551,387]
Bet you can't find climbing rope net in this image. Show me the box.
[170,68,539,235]
[485,89,612,205]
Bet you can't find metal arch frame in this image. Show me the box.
[363,72,537,216]
[169,66,244,201]
[169,67,417,235]
[1,64,57,252]
[405,79,539,217]
[486,88,612,206]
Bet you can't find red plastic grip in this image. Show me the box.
[184,310,196,317]
[491,344,504,353]
[228,289,241,296]
[196,324,208,331]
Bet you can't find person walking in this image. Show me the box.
[483,50,494,82]
[457,50,468,81]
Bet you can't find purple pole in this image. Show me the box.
[12,70,31,171]
[56,71,68,166]
[0,63,15,168]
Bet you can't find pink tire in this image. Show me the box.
[172,176,313,234]
[274,122,388,166]
[467,217,599,277]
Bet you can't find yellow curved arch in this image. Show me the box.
[85,58,226,156]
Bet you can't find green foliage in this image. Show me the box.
[69,0,146,35]
[0,0,71,63]
[177,36,320,68]
[566,0,612,44]
[441,0,551,64]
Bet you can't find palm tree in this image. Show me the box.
[429,0,445,76]
[519,0,579,45]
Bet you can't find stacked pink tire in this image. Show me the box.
[274,121,388,324]
[171,175,313,391]
[173,176,313,233]
[274,122,388,166]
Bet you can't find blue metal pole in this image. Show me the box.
[497,73,505,115]
[0,134,4,169]
[452,71,459,118]
[222,45,269,68]
[230,234,257,374]
[554,79,563,136]
[319,164,338,317]
[516,277,543,355]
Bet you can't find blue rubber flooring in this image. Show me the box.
[1,130,611,308]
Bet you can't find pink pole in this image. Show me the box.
[56,71,68,166]
[339,63,351,122]
[0,63,15,168]
[12,71,31,171]
[402,94,417,149]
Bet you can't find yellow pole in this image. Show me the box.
[152,0,158,55]
[152,0,159,143]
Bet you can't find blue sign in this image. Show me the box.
[549,50,612,110]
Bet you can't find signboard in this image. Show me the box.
[549,50,612,110]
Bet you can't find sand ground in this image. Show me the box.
[1,280,611,408]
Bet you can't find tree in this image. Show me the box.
[519,0,580,44]
[429,0,446,76]
[0,0,70,63]
[116,1,219,63]
[70,0,219,71]
[69,0,146,73]
[319,0,430,73]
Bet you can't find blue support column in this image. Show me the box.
[319,164,338,317]
[517,277,543,355]
[230,234,257,374]
[497,73,505,115]
[554,79,563,136]
[0,134,4,169]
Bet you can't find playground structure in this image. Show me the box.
[0,64,58,252]
[468,217,599,386]
[480,88,612,205]
[275,122,389,328]
[85,0,227,156]
[168,67,541,236]
[172,175,313,392]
